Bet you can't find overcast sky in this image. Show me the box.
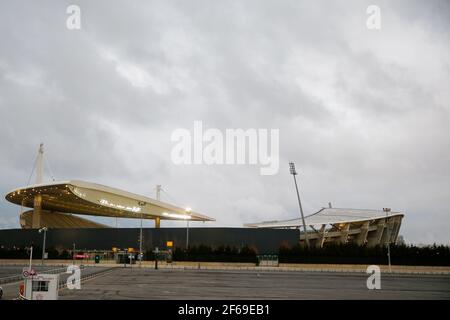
[0,1,449,244]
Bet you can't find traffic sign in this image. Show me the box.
[22,268,37,278]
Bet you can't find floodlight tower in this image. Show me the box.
[289,162,309,247]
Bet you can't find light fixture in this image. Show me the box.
[99,199,141,213]
[289,162,297,175]
[38,227,48,233]
[162,212,192,220]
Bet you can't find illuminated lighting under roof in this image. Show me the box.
[4,180,215,223]
[99,199,141,213]
[163,212,192,220]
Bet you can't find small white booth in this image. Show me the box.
[24,274,59,300]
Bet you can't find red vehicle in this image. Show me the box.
[74,253,89,260]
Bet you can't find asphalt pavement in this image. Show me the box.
[58,268,450,300]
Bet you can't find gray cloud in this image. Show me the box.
[0,0,449,244]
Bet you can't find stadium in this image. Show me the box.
[1,144,404,251]
[245,207,404,248]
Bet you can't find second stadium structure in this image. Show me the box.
[245,207,404,248]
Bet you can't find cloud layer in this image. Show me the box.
[0,0,449,244]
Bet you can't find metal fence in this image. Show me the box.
[0,266,73,285]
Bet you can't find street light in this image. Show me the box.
[185,207,192,250]
[289,162,309,247]
[38,227,48,265]
[139,211,143,268]
[383,208,392,273]
[28,245,33,271]
[72,243,76,265]
[26,246,33,300]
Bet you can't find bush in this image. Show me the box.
[173,245,257,263]
[278,243,450,266]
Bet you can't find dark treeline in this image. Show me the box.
[0,246,72,259]
[278,243,450,266]
[172,245,258,263]
[1,244,449,266]
[143,245,258,263]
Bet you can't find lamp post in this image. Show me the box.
[185,208,192,250]
[72,243,76,265]
[27,246,33,300]
[139,211,143,268]
[383,208,392,273]
[28,245,33,271]
[154,247,159,270]
[289,162,309,247]
[38,227,48,265]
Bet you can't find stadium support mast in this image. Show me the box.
[36,143,44,184]
[32,143,45,228]
[156,185,161,201]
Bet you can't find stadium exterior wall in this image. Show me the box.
[0,228,299,254]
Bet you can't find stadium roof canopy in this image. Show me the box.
[5,180,214,222]
[244,207,404,228]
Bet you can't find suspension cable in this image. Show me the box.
[44,156,56,181]
[161,187,179,204]
[26,154,38,185]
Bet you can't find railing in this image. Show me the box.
[58,267,115,290]
[12,266,115,299]
[0,266,81,285]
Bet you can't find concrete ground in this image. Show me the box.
[59,268,450,300]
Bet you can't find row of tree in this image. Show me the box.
[278,243,450,265]
[0,246,72,260]
[1,243,449,266]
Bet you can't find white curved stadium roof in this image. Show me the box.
[5,180,214,222]
[244,208,404,228]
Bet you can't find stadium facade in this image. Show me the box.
[245,207,404,248]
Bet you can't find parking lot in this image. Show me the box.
[59,267,450,300]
